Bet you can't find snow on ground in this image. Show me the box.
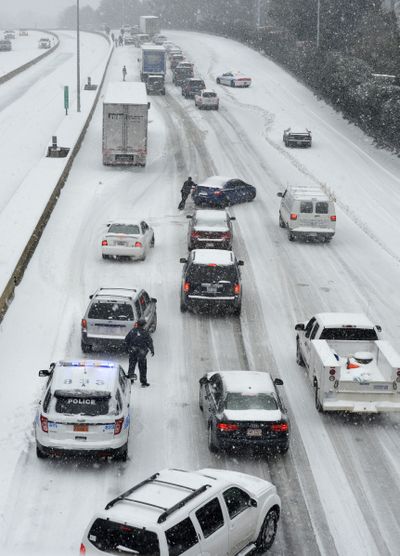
[0,30,54,77]
[0,30,399,556]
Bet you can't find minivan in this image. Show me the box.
[277,185,336,241]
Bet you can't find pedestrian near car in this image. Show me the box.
[118,35,123,46]
[122,65,127,81]
[124,319,154,387]
[178,177,196,210]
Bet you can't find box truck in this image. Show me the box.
[102,82,149,166]
[140,45,166,83]
[139,15,160,37]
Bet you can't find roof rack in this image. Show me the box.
[157,484,211,523]
[105,473,160,510]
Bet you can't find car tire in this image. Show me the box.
[81,341,92,354]
[279,213,286,228]
[180,301,188,313]
[216,77,220,84]
[296,339,305,367]
[150,235,155,248]
[233,304,241,316]
[208,423,219,453]
[102,254,109,260]
[149,313,157,333]
[114,443,128,462]
[36,445,48,459]
[288,232,295,242]
[230,80,235,87]
[199,390,204,411]
[315,383,323,412]
[256,509,279,552]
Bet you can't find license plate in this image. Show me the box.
[247,428,262,437]
[373,385,389,390]
[74,424,88,432]
[207,285,218,293]
[116,241,127,246]
[199,192,207,196]
[205,242,214,247]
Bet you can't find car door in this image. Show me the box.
[222,487,257,554]
[191,497,229,556]
[165,517,203,555]
[221,73,232,85]
[302,317,316,365]
[206,375,222,425]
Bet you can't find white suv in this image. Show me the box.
[80,467,280,555]
[35,360,131,461]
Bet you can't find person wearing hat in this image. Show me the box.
[178,176,196,210]
[124,319,154,387]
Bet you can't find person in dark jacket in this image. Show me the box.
[124,319,154,387]
[178,177,196,210]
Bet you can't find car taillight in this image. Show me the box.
[81,318,87,329]
[290,213,297,220]
[330,215,336,221]
[80,544,86,555]
[214,190,223,196]
[40,415,48,433]
[191,231,200,238]
[329,368,336,375]
[217,423,239,432]
[101,240,108,246]
[221,232,231,240]
[234,283,241,294]
[135,241,143,248]
[183,282,190,293]
[271,422,288,432]
[114,418,124,435]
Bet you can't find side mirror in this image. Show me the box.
[147,102,151,109]
[295,323,305,331]
[237,260,244,266]
[39,370,50,377]
[186,214,193,219]
[250,498,258,508]
[376,325,382,332]
[277,192,283,197]
[89,294,93,299]
[199,376,208,385]
[180,257,187,264]
[273,378,284,386]
[151,297,157,303]
[229,216,236,221]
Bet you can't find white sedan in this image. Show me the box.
[101,220,154,261]
[216,71,252,87]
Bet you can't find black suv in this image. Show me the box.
[180,249,243,315]
[181,78,206,99]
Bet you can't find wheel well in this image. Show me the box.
[270,504,280,519]
[313,377,318,387]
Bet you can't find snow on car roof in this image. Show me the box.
[192,249,234,265]
[217,371,276,394]
[315,313,375,328]
[52,360,119,393]
[104,82,147,105]
[202,89,217,94]
[95,287,138,299]
[194,209,228,224]
[198,175,232,188]
[141,45,165,52]
[288,184,329,200]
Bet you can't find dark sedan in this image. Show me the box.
[192,175,256,207]
[199,370,289,454]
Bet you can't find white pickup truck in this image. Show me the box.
[295,313,400,413]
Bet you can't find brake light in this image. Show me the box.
[271,422,288,432]
[329,368,336,376]
[191,231,200,238]
[290,213,297,220]
[81,318,87,329]
[114,418,124,435]
[135,241,143,248]
[221,232,231,239]
[214,190,223,196]
[80,544,86,555]
[183,282,190,292]
[101,240,108,246]
[217,423,239,432]
[330,215,336,221]
[40,415,48,433]
[208,263,217,267]
[234,283,241,294]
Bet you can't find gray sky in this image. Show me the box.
[0,0,101,27]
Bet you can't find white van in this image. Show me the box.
[80,467,281,555]
[277,185,336,241]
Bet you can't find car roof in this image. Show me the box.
[51,360,120,393]
[198,175,232,188]
[314,313,375,329]
[287,185,330,201]
[93,287,139,300]
[107,220,142,227]
[194,209,228,224]
[192,249,235,265]
[209,370,276,394]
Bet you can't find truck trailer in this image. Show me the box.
[139,45,166,83]
[139,16,160,37]
[102,82,149,167]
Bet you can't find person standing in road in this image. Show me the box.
[124,319,154,387]
[122,65,127,81]
[178,176,196,210]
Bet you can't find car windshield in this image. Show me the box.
[319,328,378,341]
[88,302,134,320]
[108,224,140,235]
[225,393,278,410]
[54,393,110,416]
[88,519,160,555]
[188,264,237,283]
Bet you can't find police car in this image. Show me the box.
[35,360,131,461]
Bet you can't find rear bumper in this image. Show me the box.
[102,245,144,258]
[36,439,127,458]
[217,434,289,451]
[81,331,126,349]
[322,398,400,413]
[183,294,240,312]
[290,227,335,239]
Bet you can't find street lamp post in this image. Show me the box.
[316,0,320,49]
[77,0,81,112]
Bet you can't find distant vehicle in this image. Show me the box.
[167,47,182,60]
[195,89,219,110]
[216,71,251,87]
[123,34,136,45]
[199,371,289,453]
[81,287,157,353]
[19,29,28,36]
[146,74,165,95]
[132,33,150,47]
[121,24,131,34]
[102,82,150,166]
[163,41,179,52]
[101,220,155,260]
[139,15,160,37]
[295,313,400,413]
[192,175,256,207]
[35,359,131,461]
[277,184,336,242]
[139,44,166,82]
[170,53,184,70]
[81,467,281,555]
[283,128,312,147]
[172,62,194,86]
[38,37,51,49]
[181,77,206,99]
[4,30,15,40]
[0,39,11,52]
[186,208,235,250]
[153,34,167,45]
[180,249,244,315]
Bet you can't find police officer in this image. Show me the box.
[124,319,154,387]
[178,177,196,210]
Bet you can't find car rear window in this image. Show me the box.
[88,518,160,555]
[319,328,378,341]
[300,201,313,213]
[54,392,111,416]
[108,224,140,234]
[203,92,217,98]
[315,201,329,214]
[187,264,237,283]
[191,80,205,87]
[224,393,278,411]
[88,302,134,320]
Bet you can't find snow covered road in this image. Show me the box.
[0,30,400,556]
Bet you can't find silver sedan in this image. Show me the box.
[101,220,154,261]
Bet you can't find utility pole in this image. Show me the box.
[77,0,81,112]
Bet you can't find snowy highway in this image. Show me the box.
[0,29,400,556]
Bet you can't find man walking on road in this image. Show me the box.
[124,319,154,387]
[178,176,196,210]
[122,65,127,81]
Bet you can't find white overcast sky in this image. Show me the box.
[0,0,101,27]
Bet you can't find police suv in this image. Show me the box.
[35,360,131,461]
